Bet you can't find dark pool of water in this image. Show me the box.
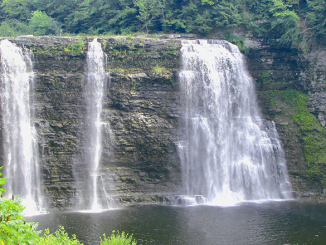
[27,201,326,245]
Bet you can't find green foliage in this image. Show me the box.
[0,168,135,244]
[201,0,215,5]
[211,0,247,29]
[305,0,326,44]
[152,66,167,74]
[0,167,6,196]
[0,167,41,245]
[0,21,16,37]
[0,19,30,37]
[32,0,77,25]
[267,0,300,46]
[0,168,85,244]
[64,39,85,53]
[0,0,325,49]
[1,0,34,21]
[100,231,137,245]
[38,227,83,245]
[126,34,133,41]
[223,32,248,53]
[166,0,214,34]
[29,10,61,35]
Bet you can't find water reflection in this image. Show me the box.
[27,201,326,245]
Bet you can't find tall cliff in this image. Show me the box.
[1,36,325,210]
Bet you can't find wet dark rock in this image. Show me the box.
[1,35,326,209]
[0,36,181,210]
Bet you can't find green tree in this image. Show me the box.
[63,0,137,34]
[0,20,30,36]
[134,0,166,33]
[305,0,326,44]
[268,0,300,46]
[162,0,212,34]
[32,0,78,25]
[0,21,16,36]
[211,0,247,29]
[105,0,138,34]
[1,0,34,21]
[29,10,61,35]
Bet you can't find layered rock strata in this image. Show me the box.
[1,35,325,209]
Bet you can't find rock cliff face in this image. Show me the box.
[1,36,182,210]
[1,35,326,210]
[245,38,326,200]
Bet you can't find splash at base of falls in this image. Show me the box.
[0,39,45,215]
[178,40,293,206]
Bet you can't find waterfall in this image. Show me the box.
[0,39,44,215]
[76,38,113,211]
[178,40,293,206]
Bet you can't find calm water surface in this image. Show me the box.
[27,201,326,245]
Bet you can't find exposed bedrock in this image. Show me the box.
[1,35,325,209]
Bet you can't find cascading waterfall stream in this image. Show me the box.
[0,39,43,215]
[178,40,293,206]
[78,38,112,211]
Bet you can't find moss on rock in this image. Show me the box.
[266,90,326,185]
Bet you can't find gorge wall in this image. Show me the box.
[1,35,326,210]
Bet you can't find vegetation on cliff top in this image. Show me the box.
[0,0,325,51]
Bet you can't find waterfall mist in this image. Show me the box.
[0,39,44,215]
[178,40,293,206]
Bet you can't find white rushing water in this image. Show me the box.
[0,39,44,215]
[178,40,293,206]
[80,38,111,211]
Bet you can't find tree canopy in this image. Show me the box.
[0,0,325,50]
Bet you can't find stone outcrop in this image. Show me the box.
[1,35,326,209]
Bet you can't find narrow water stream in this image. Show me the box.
[74,38,113,211]
[0,39,43,215]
